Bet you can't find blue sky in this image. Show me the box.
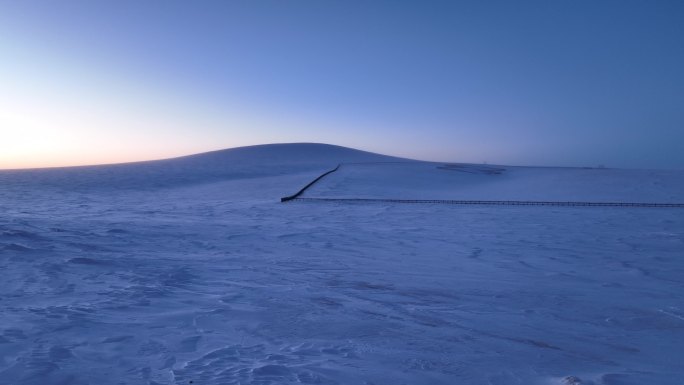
[1,0,683,169]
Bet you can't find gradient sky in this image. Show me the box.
[1,0,683,169]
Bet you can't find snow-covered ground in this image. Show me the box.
[1,143,683,385]
[303,162,684,203]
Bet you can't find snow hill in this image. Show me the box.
[0,143,403,192]
[1,143,683,385]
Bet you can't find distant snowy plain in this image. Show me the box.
[1,143,683,385]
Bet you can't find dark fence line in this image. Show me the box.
[287,197,684,208]
[280,164,341,202]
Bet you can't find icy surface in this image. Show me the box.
[1,144,683,385]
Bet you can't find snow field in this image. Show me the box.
[1,144,683,384]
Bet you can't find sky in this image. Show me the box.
[1,0,683,169]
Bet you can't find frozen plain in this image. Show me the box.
[0,143,683,385]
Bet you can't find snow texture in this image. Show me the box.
[1,143,683,385]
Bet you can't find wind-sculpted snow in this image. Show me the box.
[0,144,683,384]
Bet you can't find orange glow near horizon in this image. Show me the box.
[0,149,192,170]
[0,107,228,170]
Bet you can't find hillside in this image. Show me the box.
[0,143,405,196]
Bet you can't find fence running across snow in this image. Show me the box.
[280,163,684,208]
[285,197,684,208]
[280,164,341,202]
